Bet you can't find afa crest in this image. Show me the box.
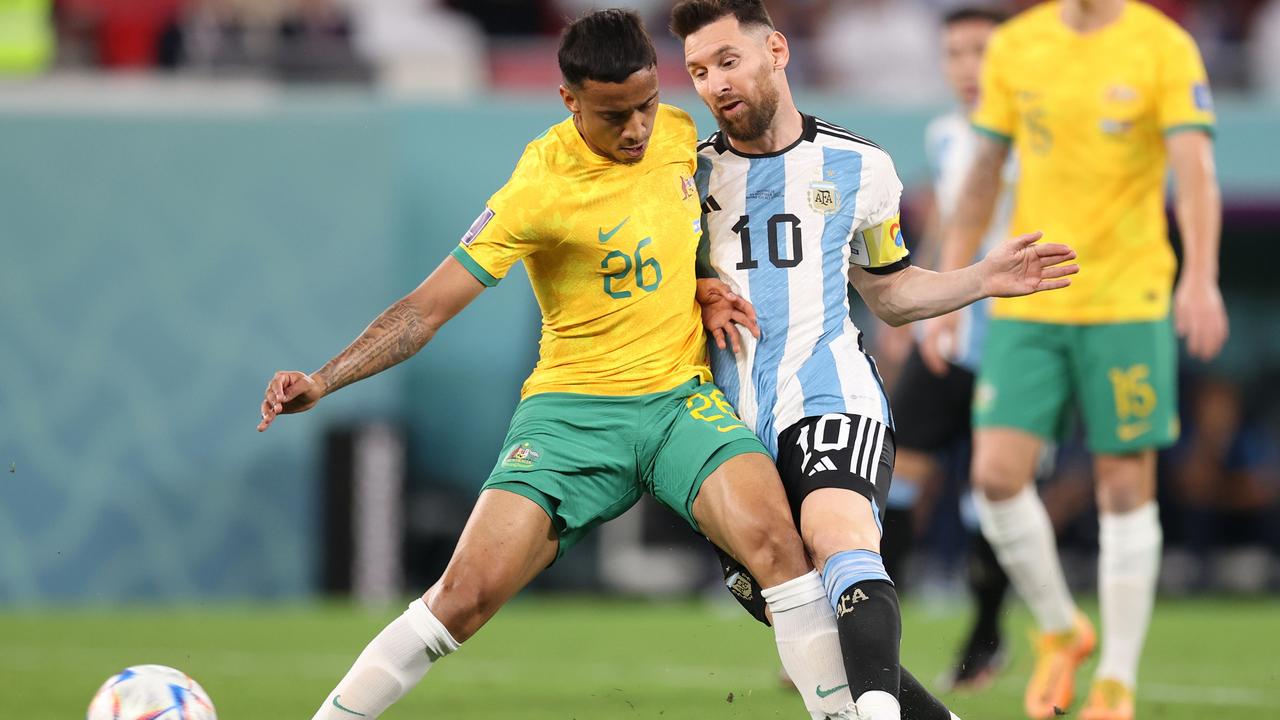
[808,181,840,215]
[728,571,754,601]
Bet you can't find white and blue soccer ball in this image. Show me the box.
[87,664,217,720]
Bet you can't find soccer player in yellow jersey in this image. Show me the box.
[257,9,872,720]
[922,2,1229,719]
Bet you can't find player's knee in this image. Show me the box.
[1094,456,1156,512]
[423,574,503,643]
[734,520,808,587]
[970,452,1029,501]
[805,523,881,571]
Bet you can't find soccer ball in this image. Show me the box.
[87,664,217,720]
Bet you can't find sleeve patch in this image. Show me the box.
[460,207,495,247]
[1193,83,1213,111]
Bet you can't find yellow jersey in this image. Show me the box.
[972,1,1215,324]
[452,104,710,398]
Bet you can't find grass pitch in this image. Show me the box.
[1,596,1275,719]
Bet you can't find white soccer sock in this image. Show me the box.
[762,570,854,716]
[1096,502,1162,688]
[312,598,460,719]
[975,486,1076,633]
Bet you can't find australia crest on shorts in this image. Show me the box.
[502,441,541,468]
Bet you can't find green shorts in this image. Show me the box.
[483,377,768,558]
[974,317,1179,454]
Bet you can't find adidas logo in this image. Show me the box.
[808,457,839,476]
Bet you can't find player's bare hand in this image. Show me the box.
[696,278,759,354]
[980,231,1079,297]
[257,371,325,432]
[919,313,958,377]
[1174,277,1229,361]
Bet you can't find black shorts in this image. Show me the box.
[890,346,975,452]
[712,412,896,626]
[775,413,895,529]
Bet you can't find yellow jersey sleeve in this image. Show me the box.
[451,142,552,286]
[1157,28,1215,136]
[971,29,1016,142]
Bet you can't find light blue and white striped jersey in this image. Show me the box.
[920,111,1017,371]
[696,115,910,456]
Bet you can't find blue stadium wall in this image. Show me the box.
[0,95,1276,604]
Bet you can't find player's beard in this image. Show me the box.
[715,67,780,143]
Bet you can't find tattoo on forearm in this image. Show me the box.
[315,301,431,394]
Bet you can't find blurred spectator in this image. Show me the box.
[349,0,485,99]
[443,0,560,36]
[0,0,55,75]
[1250,0,1280,94]
[272,0,369,83]
[59,0,179,69]
[815,0,946,105]
[559,0,668,29]
[175,0,257,74]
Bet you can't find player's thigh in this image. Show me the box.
[891,346,976,453]
[692,451,809,586]
[973,319,1074,441]
[777,414,895,568]
[971,319,1072,492]
[648,381,806,585]
[646,380,774,533]
[425,488,558,642]
[482,392,644,559]
[1072,317,1179,455]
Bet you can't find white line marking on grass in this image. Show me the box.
[1138,683,1274,708]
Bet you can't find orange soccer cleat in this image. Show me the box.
[1080,678,1135,720]
[1024,613,1097,719]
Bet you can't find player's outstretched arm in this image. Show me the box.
[1167,129,1229,361]
[849,232,1077,328]
[257,255,486,432]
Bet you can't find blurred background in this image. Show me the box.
[0,1,1277,716]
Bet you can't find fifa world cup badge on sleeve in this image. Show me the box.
[1193,83,1213,111]
[461,207,495,247]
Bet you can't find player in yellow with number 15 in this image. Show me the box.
[922,2,1229,720]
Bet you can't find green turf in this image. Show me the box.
[2,597,1276,719]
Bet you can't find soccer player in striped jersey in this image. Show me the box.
[922,2,1228,718]
[671,2,1078,719]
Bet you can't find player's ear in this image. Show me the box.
[766,30,790,70]
[559,84,581,115]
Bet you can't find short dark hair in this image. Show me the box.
[942,6,1007,27]
[670,0,774,41]
[558,9,657,88]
